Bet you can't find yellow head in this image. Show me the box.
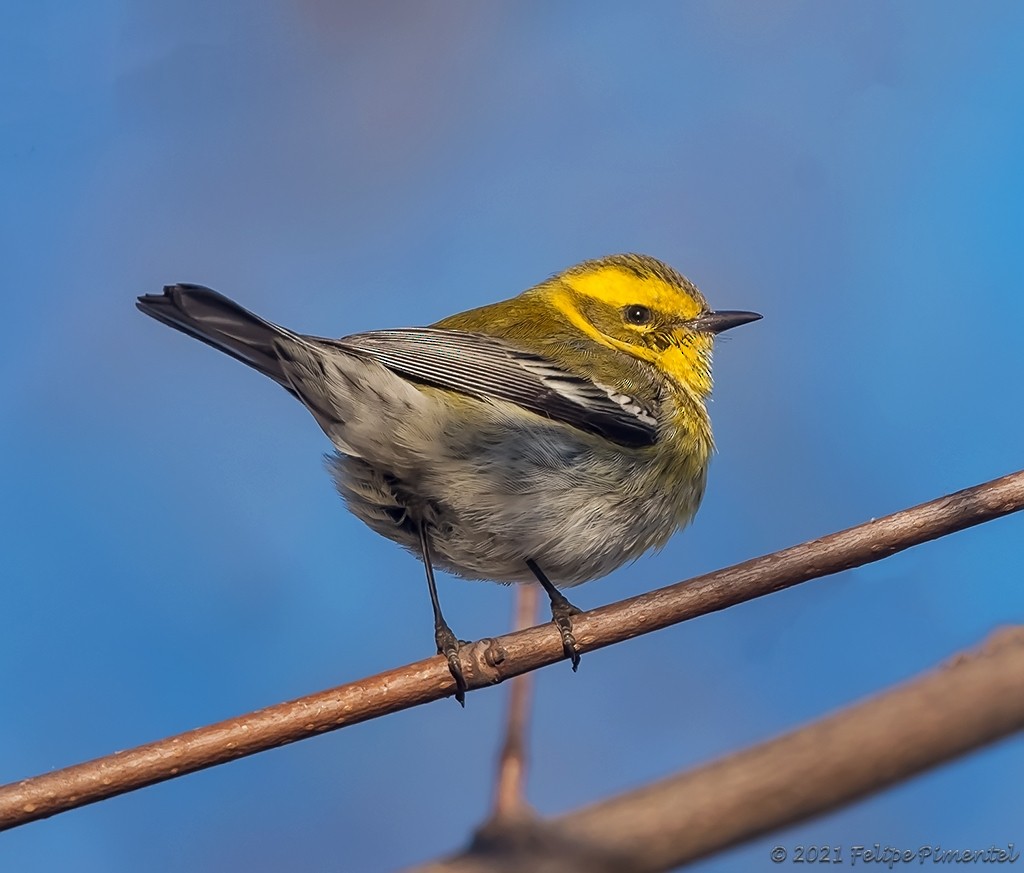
[542,254,760,400]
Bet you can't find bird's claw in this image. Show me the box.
[435,624,468,706]
[551,603,583,671]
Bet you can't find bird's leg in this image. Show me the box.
[418,521,468,706]
[525,558,582,671]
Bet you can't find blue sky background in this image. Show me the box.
[2,3,1023,871]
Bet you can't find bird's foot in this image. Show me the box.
[548,596,583,672]
[435,622,469,706]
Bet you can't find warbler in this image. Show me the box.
[137,254,759,703]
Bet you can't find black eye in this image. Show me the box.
[624,304,653,326]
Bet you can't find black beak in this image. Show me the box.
[691,310,762,334]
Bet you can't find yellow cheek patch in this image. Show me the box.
[566,267,705,322]
[660,341,713,396]
[548,280,715,399]
[545,261,715,399]
[549,283,648,360]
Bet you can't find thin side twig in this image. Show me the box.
[1,469,1022,831]
[409,626,1024,873]
[485,583,540,826]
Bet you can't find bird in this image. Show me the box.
[137,254,760,704]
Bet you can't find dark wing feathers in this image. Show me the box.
[326,328,658,448]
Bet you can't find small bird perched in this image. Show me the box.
[137,254,759,703]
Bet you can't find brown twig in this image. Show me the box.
[484,583,540,827]
[408,626,1024,873]
[1,470,1022,831]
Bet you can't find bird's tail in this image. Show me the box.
[136,284,299,393]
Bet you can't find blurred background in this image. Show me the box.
[2,3,1023,871]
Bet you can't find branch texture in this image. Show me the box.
[1,469,1022,831]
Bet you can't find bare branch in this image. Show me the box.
[408,626,1024,873]
[1,469,1022,831]
[484,584,540,827]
